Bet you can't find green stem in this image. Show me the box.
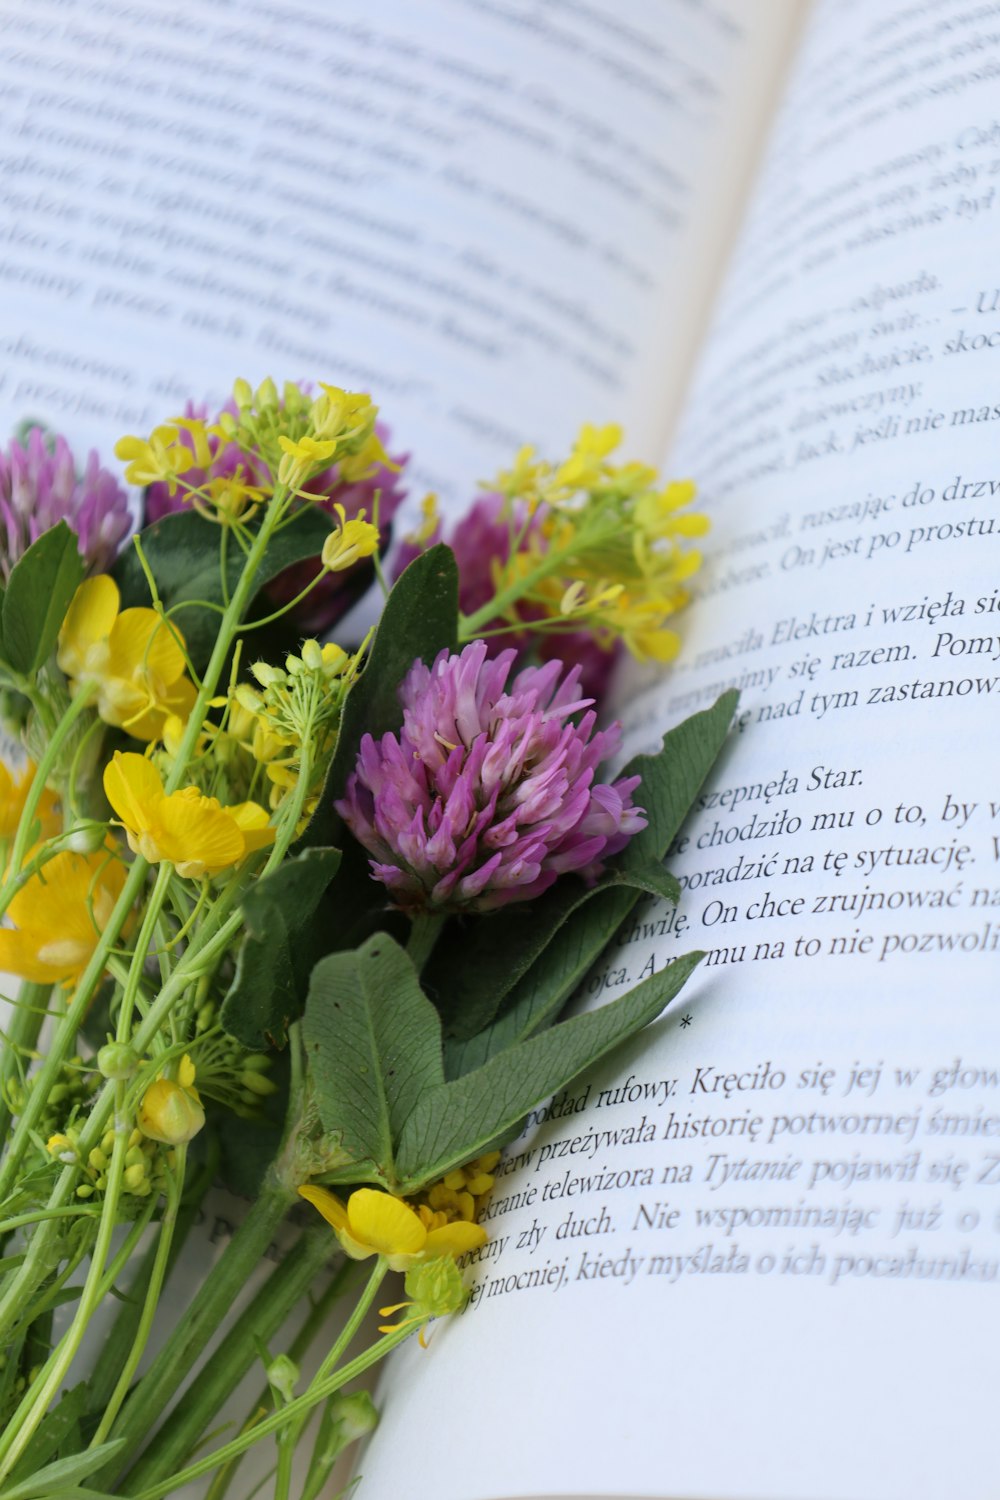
[133,1263,402,1500]
[0,982,50,1146]
[162,481,290,794]
[87,1145,188,1451]
[202,1261,355,1500]
[116,862,174,1042]
[0,1185,154,1479]
[101,1168,297,1479]
[0,685,95,918]
[406,912,445,974]
[119,1227,333,1493]
[273,1255,386,1500]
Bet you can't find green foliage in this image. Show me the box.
[1,523,85,675]
[220,847,342,1050]
[429,689,738,1043]
[304,934,702,1195]
[112,507,335,673]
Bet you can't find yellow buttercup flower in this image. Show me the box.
[103,752,273,879]
[0,842,128,984]
[0,760,61,841]
[320,505,379,573]
[58,576,196,742]
[298,1185,487,1272]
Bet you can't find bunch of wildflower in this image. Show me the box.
[3,1057,98,1144]
[401,424,708,672]
[396,491,617,699]
[57,576,196,742]
[46,1123,172,1203]
[127,380,406,633]
[0,427,131,583]
[337,641,647,914]
[232,639,359,814]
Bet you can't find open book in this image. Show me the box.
[3,0,1000,1496]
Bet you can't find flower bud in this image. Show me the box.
[239,1070,278,1097]
[97,1042,139,1081]
[266,1353,299,1404]
[233,377,253,408]
[403,1255,468,1319]
[138,1078,205,1145]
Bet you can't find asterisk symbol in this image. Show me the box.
[679,1014,693,1028]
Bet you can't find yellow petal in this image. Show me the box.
[0,928,68,983]
[227,802,275,855]
[109,608,187,687]
[424,1221,488,1258]
[346,1189,427,1258]
[58,575,120,676]
[154,795,245,875]
[104,753,163,834]
[298,1184,350,1233]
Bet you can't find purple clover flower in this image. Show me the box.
[0,427,131,583]
[395,493,620,701]
[146,401,407,634]
[336,640,646,914]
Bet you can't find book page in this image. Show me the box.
[356,3,1000,1498]
[0,0,798,509]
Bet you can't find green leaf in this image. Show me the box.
[430,690,738,1041]
[297,544,459,853]
[220,847,342,1049]
[395,950,703,1190]
[112,507,335,673]
[303,935,444,1187]
[6,1384,86,1485]
[1,523,85,674]
[0,1441,125,1500]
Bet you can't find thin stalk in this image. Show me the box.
[119,1227,333,1492]
[116,862,174,1041]
[133,1263,401,1500]
[202,1261,355,1500]
[0,1188,155,1479]
[405,912,445,973]
[100,1168,298,1478]
[273,1255,387,1500]
[87,1145,187,1449]
[0,982,50,1145]
[0,685,95,917]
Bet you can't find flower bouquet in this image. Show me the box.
[0,380,734,1498]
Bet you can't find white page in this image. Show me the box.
[0,0,796,512]
[357,3,1000,1498]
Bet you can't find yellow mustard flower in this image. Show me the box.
[103,752,273,879]
[0,842,128,984]
[58,576,196,742]
[0,760,61,841]
[298,1185,486,1272]
[277,433,338,486]
[320,504,379,573]
[115,427,196,494]
[138,1054,205,1145]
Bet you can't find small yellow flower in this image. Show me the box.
[298,1185,486,1273]
[277,433,338,486]
[138,1055,205,1144]
[404,493,440,548]
[103,752,273,879]
[0,843,129,984]
[0,760,61,842]
[115,427,194,494]
[58,576,196,742]
[320,505,380,573]
[195,470,267,526]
